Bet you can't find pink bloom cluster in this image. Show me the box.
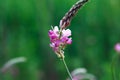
[48,26,72,58]
[114,43,120,53]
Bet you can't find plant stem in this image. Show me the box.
[62,59,73,80]
[111,54,118,80]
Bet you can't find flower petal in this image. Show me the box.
[66,38,72,44]
[115,43,120,52]
[62,29,71,37]
[53,26,59,32]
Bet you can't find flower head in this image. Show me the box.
[114,43,120,53]
[48,26,72,58]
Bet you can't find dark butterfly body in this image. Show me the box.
[60,0,89,29]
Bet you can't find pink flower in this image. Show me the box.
[48,26,72,58]
[114,43,120,53]
[66,38,72,44]
[62,29,71,37]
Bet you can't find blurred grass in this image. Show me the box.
[0,0,120,80]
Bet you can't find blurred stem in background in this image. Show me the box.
[111,54,118,80]
[112,43,120,80]
[111,54,120,80]
[0,57,26,80]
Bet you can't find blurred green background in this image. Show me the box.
[0,0,120,80]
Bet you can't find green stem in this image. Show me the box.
[62,59,73,80]
[111,54,118,80]
[59,29,62,39]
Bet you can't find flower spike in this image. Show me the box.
[60,0,89,29]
